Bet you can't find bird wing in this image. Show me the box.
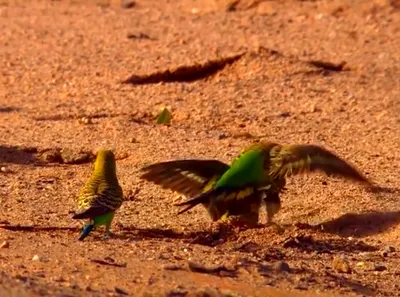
[72,204,112,219]
[268,144,371,184]
[139,159,230,197]
[175,186,257,215]
[73,180,122,219]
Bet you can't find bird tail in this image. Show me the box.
[78,224,94,241]
[174,189,220,215]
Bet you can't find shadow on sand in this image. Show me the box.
[0,106,22,113]
[317,210,400,238]
[0,224,78,232]
[0,145,38,165]
[0,223,232,246]
[3,210,400,248]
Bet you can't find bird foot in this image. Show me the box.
[266,221,284,234]
[101,230,115,240]
[220,216,258,230]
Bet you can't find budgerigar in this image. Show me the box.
[72,150,123,241]
[140,142,373,227]
[140,158,264,226]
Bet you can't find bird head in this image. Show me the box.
[93,149,117,176]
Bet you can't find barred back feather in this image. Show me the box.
[73,150,123,220]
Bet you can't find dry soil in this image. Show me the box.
[0,0,400,296]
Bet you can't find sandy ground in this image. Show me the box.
[1,0,400,296]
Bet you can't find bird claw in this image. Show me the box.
[220,215,258,230]
[266,221,284,234]
[101,230,115,240]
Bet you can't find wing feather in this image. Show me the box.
[140,159,230,196]
[268,144,371,184]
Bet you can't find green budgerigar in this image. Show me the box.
[72,149,123,241]
[140,142,373,227]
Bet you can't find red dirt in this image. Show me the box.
[0,0,399,296]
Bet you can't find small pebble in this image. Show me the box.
[32,255,41,261]
[121,0,136,9]
[384,246,395,253]
[294,283,308,290]
[279,111,291,118]
[258,263,270,276]
[129,137,138,143]
[356,261,365,267]
[78,117,93,125]
[332,256,351,273]
[374,264,387,272]
[163,264,183,271]
[218,132,228,140]
[114,287,128,295]
[273,261,291,273]
[166,288,188,297]
[0,166,9,173]
[85,285,93,291]
[0,241,9,248]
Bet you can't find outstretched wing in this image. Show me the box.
[139,159,230,197]
[268,144,371,184]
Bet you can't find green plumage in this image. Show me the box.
[72,149,123,241]
[140,141,373,226]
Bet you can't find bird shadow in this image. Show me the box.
[0,145,39,165]
[0,224,79,234]
[0,223,234,247]
[279,232,379,253]
[117,225,237,247]
[0,106,22,113]
[316,210,400,238]
[322,271,376,296]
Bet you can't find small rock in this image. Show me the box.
[68,282,79,289]
[273,261,291,273]
[383,246,395,253]
[332,256,351,273]
[356,261,365,267]
[0,241,9,248]
[78,117,93,125]
[53,276,65,282]
[60,148,93,164]
[163,264,183,271]
[218,132,228,140]
[158,253,169,260]
[15,274,29,282]
[191,288,219,296]
[294,283,308,290]
[114,286,128,295]
[220,290,242,297]
[39,148,63,163]
[32,255,41,261]
[264,279,275,286]
[167,289,187,297]
[0,166,9,173]
[374,264,387,272]
[279,111,291,118]
[258,263,270,276]
[121,0,135,9]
